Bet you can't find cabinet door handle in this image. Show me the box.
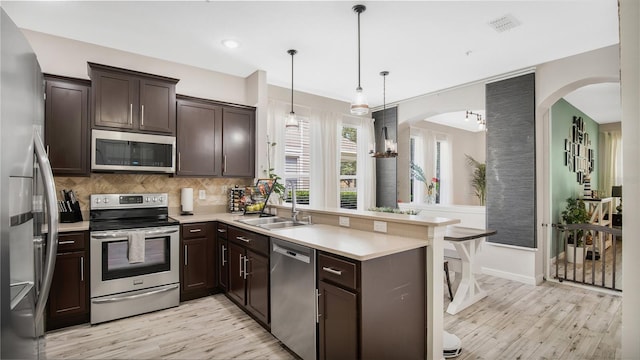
[236,236,251,243]
[80,256,84,282]
[184,245,188,266]
[223,155,227,174]
[129,104,133,125]
[189,229,202,233]
[221,245,227,266]
[315,289,321,323]
[178,152,181,172]
[58,240,75,245]
[322,267,343,276]
[217,229,227,233]
[243,256,249,280]
[239,254,244,277]
[141,104,144,126]
[46,145,49,156]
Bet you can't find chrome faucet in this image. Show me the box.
[287,180,299,222]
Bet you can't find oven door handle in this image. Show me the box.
[91,234,129,240]
[145,228,178,236]
[91,284,179,304]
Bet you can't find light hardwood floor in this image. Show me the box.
[45,275,622,359]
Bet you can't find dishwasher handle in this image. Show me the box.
[272,243,310,264]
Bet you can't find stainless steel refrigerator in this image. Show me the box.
[1,8,59,359]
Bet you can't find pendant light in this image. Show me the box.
[350,4,369,115]
[285,49,299,128]
[370,71,398,158]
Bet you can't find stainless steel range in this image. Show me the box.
[89,193,180,324]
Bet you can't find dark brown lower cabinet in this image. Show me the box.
[180,222,216,301]
[46,232,89,331]
[216,223,229,291]
[226,226,270,328]
[318,248,426,359]
[318,281,358,360]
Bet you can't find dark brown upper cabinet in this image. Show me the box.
[175,95,255,178]
[88,63,178,135]
[176,96,222,176]
[222,107,255,178]
[44,75,90,176]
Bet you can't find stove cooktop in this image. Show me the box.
[89,217,180,232]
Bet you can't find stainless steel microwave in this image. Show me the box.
[91,129,176,173]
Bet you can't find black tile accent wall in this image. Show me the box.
[373,107,397,208]
[485,73,536,248]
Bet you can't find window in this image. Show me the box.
[284,117,310,205]
[410,130,450,204]
[340,126,358,209]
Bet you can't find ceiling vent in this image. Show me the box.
[488,13,521,33]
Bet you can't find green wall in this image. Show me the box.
[550,98,599,255]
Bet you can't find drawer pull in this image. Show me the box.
[217,229,227,233]
[59,240,75,245]
[189,229,202,233]
[322,267,343,276]
[236,236,251,243]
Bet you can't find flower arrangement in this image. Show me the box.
[410,162,439,203]
[427,177,439,196]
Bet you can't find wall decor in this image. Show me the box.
[564,116,594,185]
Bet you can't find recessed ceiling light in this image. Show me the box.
[222,39,239,49]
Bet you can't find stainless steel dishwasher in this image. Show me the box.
[271,238,317,360]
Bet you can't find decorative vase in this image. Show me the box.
[425,194,435,204]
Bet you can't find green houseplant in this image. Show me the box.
[264,137,286,198]
[465,155,486,206]
[561,197,590,245]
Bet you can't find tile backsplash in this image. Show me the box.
[55,174,252,215]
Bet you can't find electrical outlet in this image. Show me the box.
[373,221,387,233]
[198,190,206,200]
[339,216,350,227]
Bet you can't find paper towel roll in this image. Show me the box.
[181,188,194,215]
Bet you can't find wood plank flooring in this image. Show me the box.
[45,275,622,359]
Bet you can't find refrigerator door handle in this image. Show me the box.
[33,134,59,324]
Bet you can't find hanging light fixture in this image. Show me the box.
[370,71,398,158]
[350,4,369,115]
[285,49,299,128]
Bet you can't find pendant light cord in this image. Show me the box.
[291,51,294,113]
[357,11,361,89]
[287,49,297,114]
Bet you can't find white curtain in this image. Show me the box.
[361,117,376,209]
[599,130,623,195]
[266,99,288,180]
[434,132,453,204]
[310,110,339,208]
[410,129,426,202]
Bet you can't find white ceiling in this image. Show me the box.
[2,1,620,124]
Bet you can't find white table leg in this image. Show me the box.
[446,238,487,315]
[427,226,445,360]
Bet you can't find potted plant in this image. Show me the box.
[561,197,590,263]
[465,155,486,206]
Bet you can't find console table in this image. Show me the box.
[444,226,497,315]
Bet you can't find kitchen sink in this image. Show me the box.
[236,217,308,230]
[257,221,307,230]
[237,217,292,226]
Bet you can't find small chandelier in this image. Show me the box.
[465,110,486,131]
[370,71,398,158]
[350,4,369,115]
[285,49,299,128]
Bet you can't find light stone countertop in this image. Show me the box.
[52,221,90,233]
[171,210,455,261]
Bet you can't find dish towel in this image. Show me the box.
[128,231,146,264]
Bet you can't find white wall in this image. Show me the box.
[23,30,250,106]
[620,0,639,357]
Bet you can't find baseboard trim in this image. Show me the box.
[481,266,539,285]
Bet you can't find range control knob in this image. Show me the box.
[152,197,157,202]
[104,197,109,203]
[146,197,151,202]
[95,198,101,204]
